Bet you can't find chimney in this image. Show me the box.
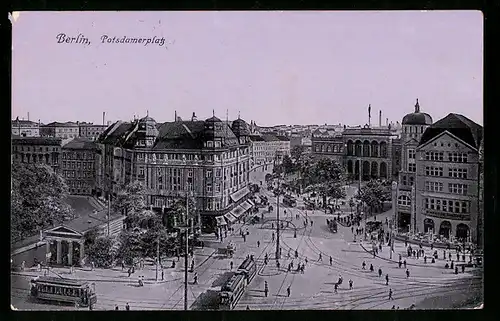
[27,112,30,121]
[102,112,105,126]
[191,112,197,121]
[107,120,111,126]
[379,110,382,127]
[175,110,177,122]
[386,118,388,126]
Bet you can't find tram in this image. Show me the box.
[30,276,97,307]
[327,219,338,233]
[237,257,257,284]
[219,273,247,310]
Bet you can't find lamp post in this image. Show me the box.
[275,153,281,260]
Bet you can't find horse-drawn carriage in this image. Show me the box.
[218,243,235,258]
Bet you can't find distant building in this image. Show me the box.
[78,122,109,140]
[41,122,79,139]
[61,138,98,195]
[11,136,62,173]
[96,114,253,233]
[11,118,40,137]
[311,130,344,164]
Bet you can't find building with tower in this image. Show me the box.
[96,113,252,234]
[395,99,433,232]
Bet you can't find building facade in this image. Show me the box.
[344,126,396,181]
[11,137,62,173]
[414,113,482,244]
[12,119,40,137]
[96,115,253,233]
[78,122,109,140]
[61,138,98,195]
[395,100,433,231]
[40,122,80,139]
[311,131,344,164]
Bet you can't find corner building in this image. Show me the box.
[96,115,252,233]
[415,113,482,244]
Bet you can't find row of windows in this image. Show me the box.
[448,152,468,163]
[398,195,411,206]
[425,152,444,161]
[404,126,425,134]
[67,180,89,188]
[62,152,94,160]
[64,170,93,178]
[401,175,414,186]
[137,150,249,162]
[314,144,344,153]
[425,166,443,177]
[425,181,443,192]
[424,198,469,214]
[12,146,58,152]
[62,161,94,169]
[56,128,78,132]
[449,168,468,179]
[449,183,468,195]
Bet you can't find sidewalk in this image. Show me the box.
[12,246,217,285]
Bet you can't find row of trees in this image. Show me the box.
[11,163,74,242]
[354,179,392,215]
[86,181,195,267]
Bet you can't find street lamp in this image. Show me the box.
[274,153,281,260]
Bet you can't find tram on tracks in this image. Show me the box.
[219,273,247,310]
[237,257,257,284]
[30,276,97,307]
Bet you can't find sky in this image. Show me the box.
[11,11,483,127]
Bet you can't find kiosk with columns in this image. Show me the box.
[44,226,86,267]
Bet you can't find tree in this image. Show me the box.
[87,236,115,268]
[302,158,345,209]
[11,163,73,241]
[291,145,306,165]
[116,230,142,265]
[112,181,147,216]
[281,154,294,174]
[355,179,391,215]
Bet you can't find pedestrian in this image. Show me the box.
[264,281,269,297]
[403,260,407,269]
[191,260,194,272]
[295,250,299,258]
[272,232,275,242]
[349,279,353,290]
[287,286,291,297]
[305,257,308,264]
[431,257,435,264]
[125,303,130,311]
[301,263,305,273]
[272,223,274,229]
[362,261,366,270]
[449,253,452,261]
[276,260,280,270]
[351,226,354,234]
[406,269,410,278]
[391,305,396,310]
[424,256,427,264]
[288,263,291,272]
[115,305,119,310]
[288,249,291,258]
[161,269,164,281]
[37,263,41,272]
[319,253,322,262]
[462,254,466,262]
[121,261,125,271]
[398,260,402,268]
[455,266,459,275]
[385,274,389,285]
[451,261,454,269]
[334,283,338,293]
[443,250,446,260]
[378,268,382,277]
[389,289,393,300]
[370,264,374,272]
[230,261,233,270]
[462,264,465,273]
[127,268,132,277]
[330,256,333,266]
[399,254,402,261]
[91,261,95,271]
[193,272,198,284]
[311,220,313,227]
[246,305,250,310]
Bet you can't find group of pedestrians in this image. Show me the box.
[114,303,130,310]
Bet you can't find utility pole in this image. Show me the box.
[107,194,111,236]
[184,194,189,311]
[156,237,160,282]
[275,153,281,260]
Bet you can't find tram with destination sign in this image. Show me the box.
[30,276,97,307]
[219,273,247,310]
[237,257,257,284]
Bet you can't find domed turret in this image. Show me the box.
[402,99,433,125]
[136,112,158,147]
[204,112,225,140]
[231,118,250,137]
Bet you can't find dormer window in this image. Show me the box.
[207,141,214,148]
[215,140,221,148]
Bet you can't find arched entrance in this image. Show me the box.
[379,162,387,179]
[370,161,378,179]
[370,141,379,157]
[456,224,469,241]
[423,218,435,234]
[354,160,360,179]
[439,221,452,239]
[363,140,370,157]
[347,160,353,176]
[347,140,354,156]
[355,140,362,156]
[380,142,388,158]
[362,161,370,181]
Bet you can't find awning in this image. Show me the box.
[230,187,250,203]
[216,216,227,226]
[224,213,237,224]
[230,205,245,219]
[247,199,255,207]
[240,201,253,212]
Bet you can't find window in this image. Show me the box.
[216,168,222,177]
[398,195,411,206]
[425,151,444,161]
[188,169,193,177]
[408,149,415,159]
[408,163,416,172]
[206,183,212,192]
[402,175,407,185]
[138,167,145,177]
[448,183,468,195]
[448,168,468,179]
[425,166,443,177]
[409,176,414,186]
[447,152,468,163]
[206,170,213,178]
[215,183,221,192]
[207,141,213,148]
[425,181,443,192]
